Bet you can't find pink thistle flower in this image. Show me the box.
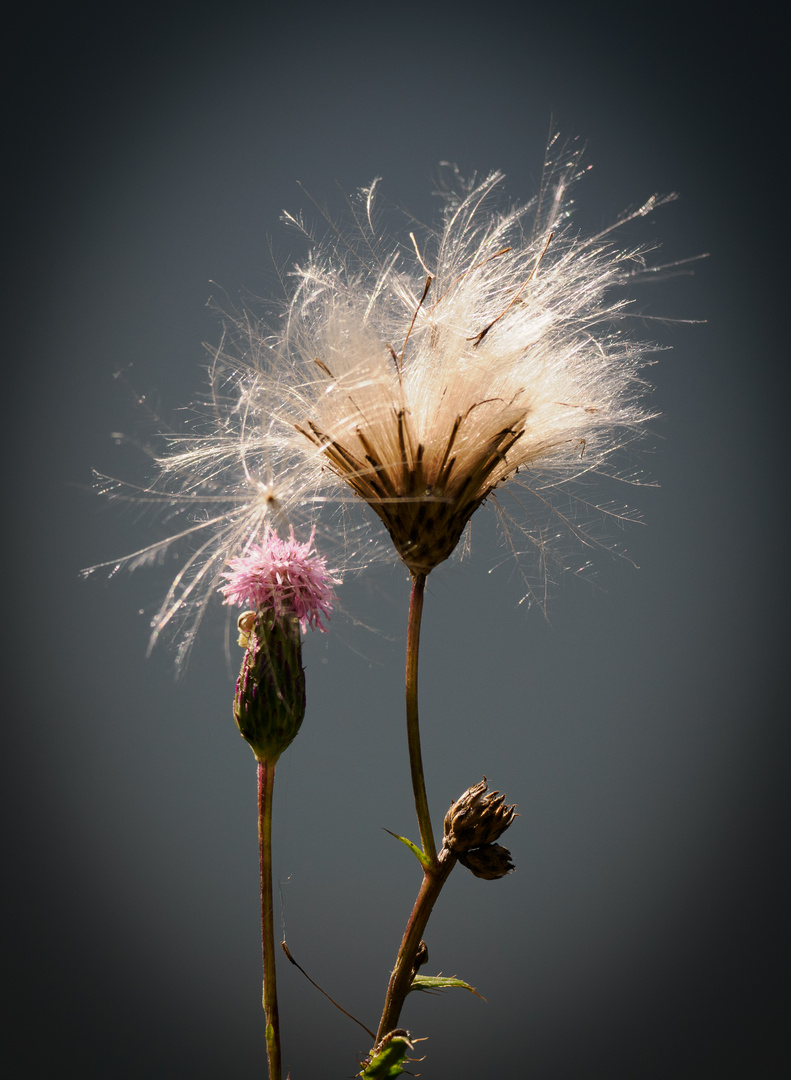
[220,527,338,632]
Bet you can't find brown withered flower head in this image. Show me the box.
[458,843,515,880]
[443,777,517,854]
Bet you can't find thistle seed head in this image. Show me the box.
[87,138,677,663]
[443,778,517,854]
[282,148,666,578]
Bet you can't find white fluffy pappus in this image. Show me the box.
[87,138,680,665]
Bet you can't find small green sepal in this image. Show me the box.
[409,974,485,1000]
[383,828,432,871]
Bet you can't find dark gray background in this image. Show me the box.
[5,2,788,1077]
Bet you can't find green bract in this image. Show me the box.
[233,611,306,763]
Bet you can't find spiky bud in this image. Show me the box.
[233,609,306,763]
[458,843,515,880]
[443,778,517,854]
[410,940,429,980]
[220,528,338,762]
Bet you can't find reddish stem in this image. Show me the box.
[258,759,281,1079]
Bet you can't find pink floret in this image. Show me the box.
[220,528,338,632]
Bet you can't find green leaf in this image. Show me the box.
[382,828,432,871]
[359,1033,412,1078]
[409,974,486,1000]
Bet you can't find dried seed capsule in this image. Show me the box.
[443,778,517,854]
[458,843,515,880]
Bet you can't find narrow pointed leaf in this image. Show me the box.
[409,974,486,1000]
[383,828,432,871]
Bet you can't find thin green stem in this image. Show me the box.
[258,759,281,1080]
[374,571,455,1043]
[406,572,436,867]
[375,849,457,1042]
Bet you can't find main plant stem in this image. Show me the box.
[375,571,458,1041]
[258,759,281,1080]
[375,848,456,1042]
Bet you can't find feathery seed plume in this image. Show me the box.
[86,138,672,661]
[278,142,666,577]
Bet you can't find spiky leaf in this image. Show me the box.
[409,974,485,999]
[359,1033,412,1078]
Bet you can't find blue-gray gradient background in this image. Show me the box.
[5,3,788,1077]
